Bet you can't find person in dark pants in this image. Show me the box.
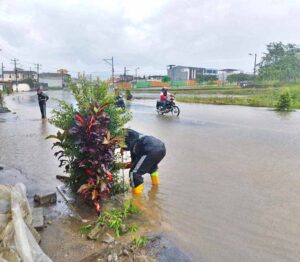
[37,88,49,119]
[122,129,166,194]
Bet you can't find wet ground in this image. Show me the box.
[1,90,300,261]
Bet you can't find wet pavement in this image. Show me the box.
[1,91,300,261]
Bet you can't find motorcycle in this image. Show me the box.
[156,94,180,116]
[115,95,126,109]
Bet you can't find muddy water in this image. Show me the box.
[0,91,74,193]
[128,100,300,262]
[1,91,300,261]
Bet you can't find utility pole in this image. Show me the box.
[249,53,257,78]
[103,56,114,90]
[123,66,130,81]
[1,63,4,81]
[34,63,42,86]
[135,67,140,84]
[11,58,19,91]
[11,58,18,82]
[61,69,64,88]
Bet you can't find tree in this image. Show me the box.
[227,73,253,83]
[197,75,218,83]
[161,75,170,82]
[258,42,300,82]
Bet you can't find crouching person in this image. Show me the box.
[122,129,166,194]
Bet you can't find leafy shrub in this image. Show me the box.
[48,77,131,212]
[275,88,293,111]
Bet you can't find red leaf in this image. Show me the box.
[98,102,110,112]
[75,113,84,126]
[88,115,95,130]
[85,169,94,176]
[88,179,95,186]
[94,201,100,213]
[106,171,113,182]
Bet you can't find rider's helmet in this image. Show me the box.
[162,87,168,95]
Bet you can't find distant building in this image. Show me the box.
[167,65,218,81]
[39,71,70,88]
[2,69,37,82]
[218,69,242,81]
[115,75,134,83]
[148,75,164,81]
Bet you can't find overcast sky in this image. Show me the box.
[1,0,300,78]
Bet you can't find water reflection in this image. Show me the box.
[40,119,49,135]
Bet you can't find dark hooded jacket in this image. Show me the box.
[125,129,165,162]
[38,92,49,104]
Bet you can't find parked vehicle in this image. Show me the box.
[156,94,180,116]
[115,95,125,109]
[239,81,265,88]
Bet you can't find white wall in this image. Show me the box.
[39,77,62,88]
[12,83,31,92]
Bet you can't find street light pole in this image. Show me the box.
[249,53,257,78]
[135,67,140,84]
[103,56,114,90]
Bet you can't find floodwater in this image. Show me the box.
[1,91,300,261]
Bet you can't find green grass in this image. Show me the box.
[176,86,300,109]
[80,224,92,234]
[96,199,141,237]
[127,225,139,233]
[132,236,149,248]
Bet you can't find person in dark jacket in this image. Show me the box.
[37,88,49,119]
[122,129,166,194]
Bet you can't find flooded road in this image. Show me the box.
[1,91,300,261]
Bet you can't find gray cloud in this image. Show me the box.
[1,0,300,78]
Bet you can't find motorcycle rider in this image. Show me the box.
[121,129,166,194]
[159,87,168,109]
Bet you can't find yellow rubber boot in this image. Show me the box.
[151,171,159,185]
[132,184,143,194]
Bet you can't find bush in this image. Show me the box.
[275,88,293,111]
[48,77,131,212]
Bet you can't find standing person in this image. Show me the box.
[37,88,49,119]
[121,129,166,194]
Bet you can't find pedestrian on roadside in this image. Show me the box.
[121,129,166,194]
[37,88,49,119]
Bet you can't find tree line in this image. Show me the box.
[204,42,300,84]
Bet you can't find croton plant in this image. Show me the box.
[48,78,131,212]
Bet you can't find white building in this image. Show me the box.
[2,69,37,82]
[218,69,242,81]
[39,72,69,88]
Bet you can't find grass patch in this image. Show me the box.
[132,236,149,248]
[80,224,92,234]
[177,86,300,109]
[127,225,139,233]
[96,199,141,237]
